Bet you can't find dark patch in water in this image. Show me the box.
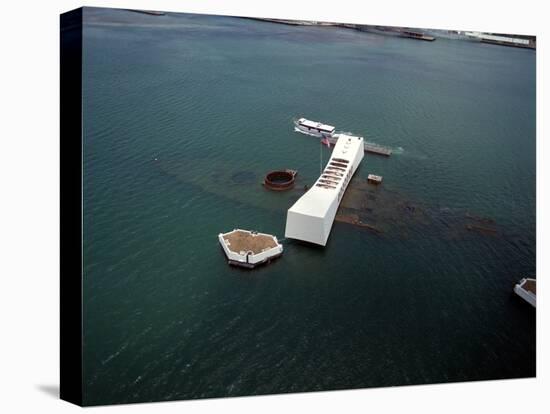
[230,170,257,184]
[465,212,496,225]
[336,177,503,241]
[465,224,498,235]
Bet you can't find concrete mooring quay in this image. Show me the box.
[218,229,283,269]
[368,174,383,184]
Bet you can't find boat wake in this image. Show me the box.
[364,143,403,154]
[338,130,403,155]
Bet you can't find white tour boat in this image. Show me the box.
[294,117,336,137]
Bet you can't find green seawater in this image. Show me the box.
[82,7,535,405]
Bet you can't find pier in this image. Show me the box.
[327,135,392,156]
[364,143,392,156]
[465,32,535,49]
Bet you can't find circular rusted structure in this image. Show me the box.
[264,170,297,191]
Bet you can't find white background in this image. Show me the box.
[0,0,547,412]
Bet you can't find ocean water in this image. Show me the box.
[82,8,536,405]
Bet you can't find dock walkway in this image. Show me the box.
[328,135,392,156]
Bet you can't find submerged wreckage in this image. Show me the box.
[216,119,391,266]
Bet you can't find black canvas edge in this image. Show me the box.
[60,7,84,407]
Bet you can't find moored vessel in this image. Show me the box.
[294,117,336,137]
[401,30,435,41]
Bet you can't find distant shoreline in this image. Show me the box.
[240,17,536,49]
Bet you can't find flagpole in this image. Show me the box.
[319,138,323,176]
